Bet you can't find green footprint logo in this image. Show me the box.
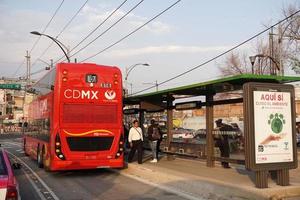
[268,113,285,134]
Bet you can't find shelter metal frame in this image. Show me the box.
[124,74,300,168]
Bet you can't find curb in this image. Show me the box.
[113,163,263,200]
[114,155,300,200]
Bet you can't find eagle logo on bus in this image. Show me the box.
[105,90,116,100]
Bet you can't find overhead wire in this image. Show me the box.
[29,0,65,54]
[11,59,26,78]
[55,0,89,39]
[130,9,300,96]
[69,0,142,59]
[31,0,129,76]
[80,0,182,62]
[31,0,89,68]
[53,0,131,64]
[70,0,129,53]
[20,0,64,78]
[30,68,47,76]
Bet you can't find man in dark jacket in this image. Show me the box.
[147,119,161,163]
[215,119,232,168]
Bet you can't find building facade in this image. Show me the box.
[0,78,34,132]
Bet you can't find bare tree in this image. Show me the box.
[219,3,300,76]
[253,38,275,75]
[281,3,300,73]
[219,40,276,76]
[219,52,249,76]
[282,4,300,40]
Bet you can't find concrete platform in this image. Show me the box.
[117,154,300,200]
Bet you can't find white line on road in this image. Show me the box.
[6,150,60,200]
[22,167,47,200]
[4,141,22,147]
[0,146,13,148]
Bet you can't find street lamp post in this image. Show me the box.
[125,63,149,81]
[124,63,149,95]
[249,56,256,74]
[130,83,133,95]
[30,31,70,63]
[249,54,280,75]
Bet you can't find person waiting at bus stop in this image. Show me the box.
[215,119,232,168]
[147,119,161,163]
[128,119,144,164]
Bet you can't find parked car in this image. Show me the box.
[0,148,21,200]
[193,129,206,139]
[171,128,194,139]
[159,126,167,139]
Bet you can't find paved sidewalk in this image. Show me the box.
[117,154,300,200]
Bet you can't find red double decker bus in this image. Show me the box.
[23,63,124,171]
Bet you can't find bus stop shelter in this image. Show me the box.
[124,74,300,171]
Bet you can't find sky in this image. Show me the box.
[0,0,299,94]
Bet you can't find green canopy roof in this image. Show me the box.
[125,74,300,105]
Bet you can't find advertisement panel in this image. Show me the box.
[244,82,297,171]
[254,91,293,164]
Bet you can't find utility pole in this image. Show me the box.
[22,50,31,134]
[124,63,150,96]
[143,80,159,92]
[25,50,31,81]
[278,23,283,76]
[269,27,274,75]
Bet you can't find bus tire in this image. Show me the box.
[23,139,29,156]
[37,146,44,168]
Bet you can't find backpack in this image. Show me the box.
[152,127,161,140]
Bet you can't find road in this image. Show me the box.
[0,136,188,200]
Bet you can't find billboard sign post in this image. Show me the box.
[244,82,298,188]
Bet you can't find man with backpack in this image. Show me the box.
[147,119,161,163]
